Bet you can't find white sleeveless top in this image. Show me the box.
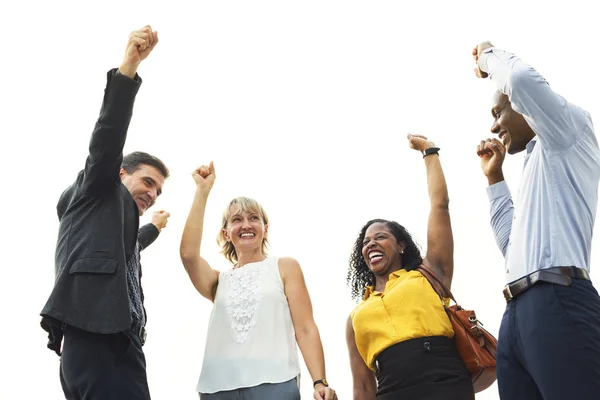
[197,256,301,394]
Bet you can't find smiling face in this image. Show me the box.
[490,91,536,154]
[224,209,268,251]
[120,164,165,216]
[361,222,405,277]
[218,197,270,264]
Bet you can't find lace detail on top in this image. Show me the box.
[223,262,270,343]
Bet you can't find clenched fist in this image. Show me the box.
[119,25,159,79]
[476,138,506,184]
[192,161,216,195]
[313,385,337,400]
[152,210,170,232]
[472,41,494,78]
[407,133,436,153]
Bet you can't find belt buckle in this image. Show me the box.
[503,285,513,302]
[139,326,147,346]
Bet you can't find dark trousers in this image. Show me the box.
[497,279,600,400]
[59,325,150,400]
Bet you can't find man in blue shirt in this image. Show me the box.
[474,41,600,400]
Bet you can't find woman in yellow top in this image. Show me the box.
[346,134,474,400]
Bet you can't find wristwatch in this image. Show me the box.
[314,379,329,387]
[422,147,440,158]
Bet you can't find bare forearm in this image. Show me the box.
[487,172,505,186]
[353,388,376,400]
[424,155,449,208]
[118,61,140,80]
[296,326,327,383]
[180,188,210,260]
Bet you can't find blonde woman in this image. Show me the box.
[180,162,337,400]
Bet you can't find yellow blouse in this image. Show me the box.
[350,269,454,370]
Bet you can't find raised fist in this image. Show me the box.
[476,138,506,180]
[119,25,159,78]
[151,210,170,232]
[192,161,216,194]
[407,133,436,153]
[472,41,494,78]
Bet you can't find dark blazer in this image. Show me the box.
[41,69,159,354]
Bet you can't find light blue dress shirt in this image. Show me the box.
[479,47,600,283]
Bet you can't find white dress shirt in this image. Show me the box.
[479,47,600,283]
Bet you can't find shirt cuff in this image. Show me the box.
[147,223,160,236]
[477,47,495,74]
[113,68,142,83]
[486,180,510,202]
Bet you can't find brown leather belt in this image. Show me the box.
[503,266,590,302]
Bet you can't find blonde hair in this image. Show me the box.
[217,196,270,264]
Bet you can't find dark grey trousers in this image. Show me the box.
[199,378,300,400]
[60,326,150,400]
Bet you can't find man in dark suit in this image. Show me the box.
[40,25,170,400]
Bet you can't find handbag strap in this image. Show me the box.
[416,264,457,304]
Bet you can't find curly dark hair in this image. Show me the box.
[347,219,423,301]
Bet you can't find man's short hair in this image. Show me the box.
[121,151,170,178]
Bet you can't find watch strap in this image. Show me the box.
[422,147,440,158]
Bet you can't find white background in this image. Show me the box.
[1,1,599,399]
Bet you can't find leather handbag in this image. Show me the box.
[417,264,498,393]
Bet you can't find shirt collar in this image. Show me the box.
[363,269,407,300]
[526,136,538,154]
[363,286,375,300]
[523,136,538,169]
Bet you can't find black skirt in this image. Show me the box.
[374,336,474,400]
